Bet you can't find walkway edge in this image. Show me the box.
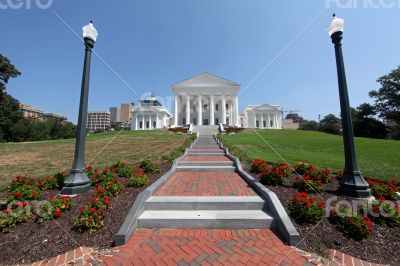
[114,135,195,246]
[215,135,302,246]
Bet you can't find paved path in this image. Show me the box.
[25,134,387,266]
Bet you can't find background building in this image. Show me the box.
[131,94,172,130]
[109,107,120,124]
[87,111,111,133]
[20,103,67,121]
[241,104,283,129]
[120,103,134,123]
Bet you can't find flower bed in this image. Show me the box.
[247,158,400,265]
[288,192,325,223]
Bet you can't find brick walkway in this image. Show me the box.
[101,229,316,266]
[155,172,256,196]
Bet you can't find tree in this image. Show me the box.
[369,66,400,139]
[352,103,387,139]
[299,120,319,131]
[319,114,342,135]
[0,55,22,142]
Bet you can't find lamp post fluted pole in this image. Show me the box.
[328,15,371,199]
[62,21,98,195]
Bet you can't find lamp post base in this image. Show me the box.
[61,170,91,195]
[339,172,372,199]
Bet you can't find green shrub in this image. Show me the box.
[288,192,325,223]
[127,171,149,188]
[139,160,160,174]
[329,207,372,240]
[369,201,400,228]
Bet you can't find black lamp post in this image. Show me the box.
[328,15,371,199]
[62,21,98,195]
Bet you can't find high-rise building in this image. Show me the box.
[19,103,68,121]
[120,103,134,123]
[109,107,120,124]
[87,111,111,133]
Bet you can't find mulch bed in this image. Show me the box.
[0,162,172,265]
[248,170,400,265]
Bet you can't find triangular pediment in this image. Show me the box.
[247,104,281,111]
[173,73,240,88]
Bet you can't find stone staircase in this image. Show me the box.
[137,135,275,229]
[192,125,219,135]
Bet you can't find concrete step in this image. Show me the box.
[176,166,236,172]
[177,161,234,167]
[145,196,266,210]
[187,152,225,156]
[138,210,274,229]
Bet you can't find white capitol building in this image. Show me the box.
[131,73,284,130]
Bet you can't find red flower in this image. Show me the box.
[112,168,117,173]
[2,209,8,214]
[102,168,109,173]
[60,196,70,200]
[50,195,56,200]
[15,201,26,208]
[15,175,22,180]
[14,192,22,198]
[88,217,93,222]
[90,208,96,213]
[54,209,62,217]
[81,208,85,213]
[32,191,38,197]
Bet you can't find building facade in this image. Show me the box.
[87,111,111,133]
[109,107,120,124]
[20,103,67,121]
[241,104,283,129]
[172,73,240,127]
[131,94,172,130]
[120,103,134,123]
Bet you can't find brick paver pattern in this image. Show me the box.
[182,156,231,162]
[155,172,257,196]
[102,229,315,266]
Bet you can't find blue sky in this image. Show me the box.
[1,0,399,123]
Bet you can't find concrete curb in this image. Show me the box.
[215,136,301,246]
[114,136,196,246]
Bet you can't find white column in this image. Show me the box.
[261,113,264,129]
[186,95,191,125]
[142,115,145,130]
[273,115,277,129]
[197,95,202,125]
[234,96,239,126]
[210,95,214,125]
[149,115,152,130]
[267,113,271,129]
[174,95,178,126]
[229,102,233,126]
[221,96,226,125]
[135,116,138,130]
[253,112,256,128]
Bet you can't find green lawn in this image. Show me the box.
[0,130,188,187]
[219,129,400,182]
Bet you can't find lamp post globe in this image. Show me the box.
[328,15,371,199]
[62,21,98,195]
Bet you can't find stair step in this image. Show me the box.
[176,166,235,172]
[178,161,234,166]
[187,152,225,156]
[145,196,266,210]
[138,210,274,229]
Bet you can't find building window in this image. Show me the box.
[153,121,156,128]
[256,120,260,128]
[215,118,219,125]
[183,118,186,125]
[203,104,208,111]
[203,119,209,125]
[270,120,274,128]
[263,120,267,128]
[193,118,197,125]
[146,122,150,129]
[216,104,219,111]
[140,121,143,129]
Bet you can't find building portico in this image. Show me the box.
[172,73,240,126]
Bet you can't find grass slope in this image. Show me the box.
[0,130,188,187]
[219,129,400,182]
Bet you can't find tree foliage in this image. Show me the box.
[319,114,342,135]
[369,66,400,139]
[352,103,387,139]
[299,120,320,131]
[0,55,23,142]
